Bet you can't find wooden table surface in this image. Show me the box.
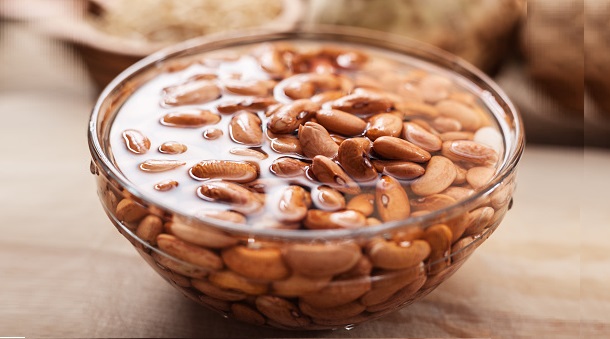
[0,22,608,338]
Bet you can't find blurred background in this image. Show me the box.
[0,1,607,338]
[1,0,605,147]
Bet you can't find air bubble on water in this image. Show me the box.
[399,241,411,247]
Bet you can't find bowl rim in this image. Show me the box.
[89,25,525,241]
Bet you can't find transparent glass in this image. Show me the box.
[88,26,524,330]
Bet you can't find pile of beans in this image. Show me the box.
[94,41,515,329]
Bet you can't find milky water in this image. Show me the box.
[108,41,505,228]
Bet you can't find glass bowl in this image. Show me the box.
[88,26,524,330]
